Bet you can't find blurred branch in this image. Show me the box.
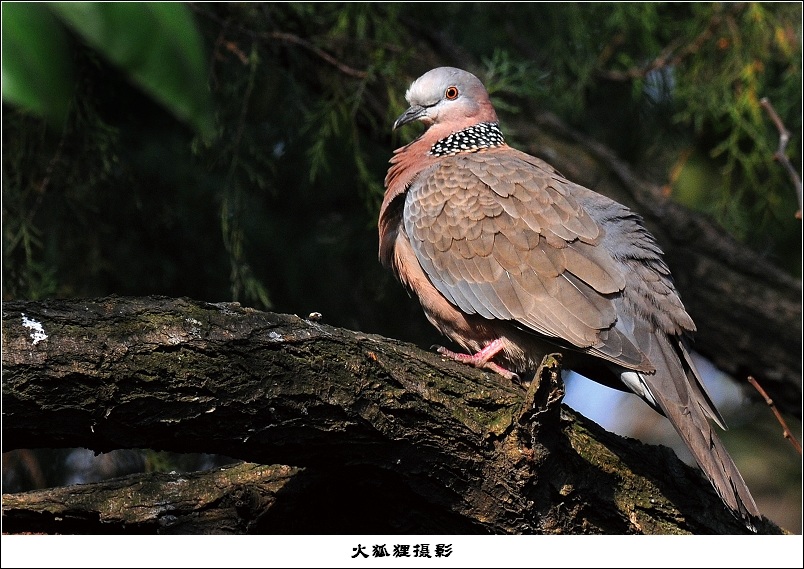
[2,450,47,490]
[748,376,803,455]
[2,462,303,534]
[189,4,369,79]
[2,296,780,535]
[760,97,803,220]
[595,4,732,81]
[266,31,368,79]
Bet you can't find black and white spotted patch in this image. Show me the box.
[429,122,505,156]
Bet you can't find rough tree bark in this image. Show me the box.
[1,296,785,535]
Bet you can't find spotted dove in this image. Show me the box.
[378,66,760,526]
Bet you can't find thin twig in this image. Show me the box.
[596,5,728,81]
[267,32,368,79]
[747,376,802,455]
[760,97,803,219]
[189,4,369,79]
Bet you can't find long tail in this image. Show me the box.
[623,334,760,527]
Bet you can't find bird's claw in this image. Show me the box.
[433,343,519,381]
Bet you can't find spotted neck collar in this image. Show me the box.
[428,122,505,156]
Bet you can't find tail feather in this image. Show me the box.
[626,334,760,527]
[677,337,727,429]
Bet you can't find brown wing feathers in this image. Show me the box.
[406,152,636,356]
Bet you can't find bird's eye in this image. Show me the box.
[444,86,459,100]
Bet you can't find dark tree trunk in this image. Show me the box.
[1,296,785,535]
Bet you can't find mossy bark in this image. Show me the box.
[1,296,783,534]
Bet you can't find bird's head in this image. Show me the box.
[393,67,498,131]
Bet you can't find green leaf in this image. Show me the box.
[1,2,75,125]
[48,2,215,139]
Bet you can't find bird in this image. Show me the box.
[378,66,760,527]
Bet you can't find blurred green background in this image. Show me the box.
[2,2,801,533]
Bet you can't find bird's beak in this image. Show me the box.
[393,105,427,130]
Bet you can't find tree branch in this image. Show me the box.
[748,376,802,455]
[760,97,803,219]
[2,462,305,534]
[1,296,785,534]
[595,4,729,82]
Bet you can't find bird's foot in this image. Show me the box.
[434,339,519,381]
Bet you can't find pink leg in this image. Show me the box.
[435,338,519,381]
